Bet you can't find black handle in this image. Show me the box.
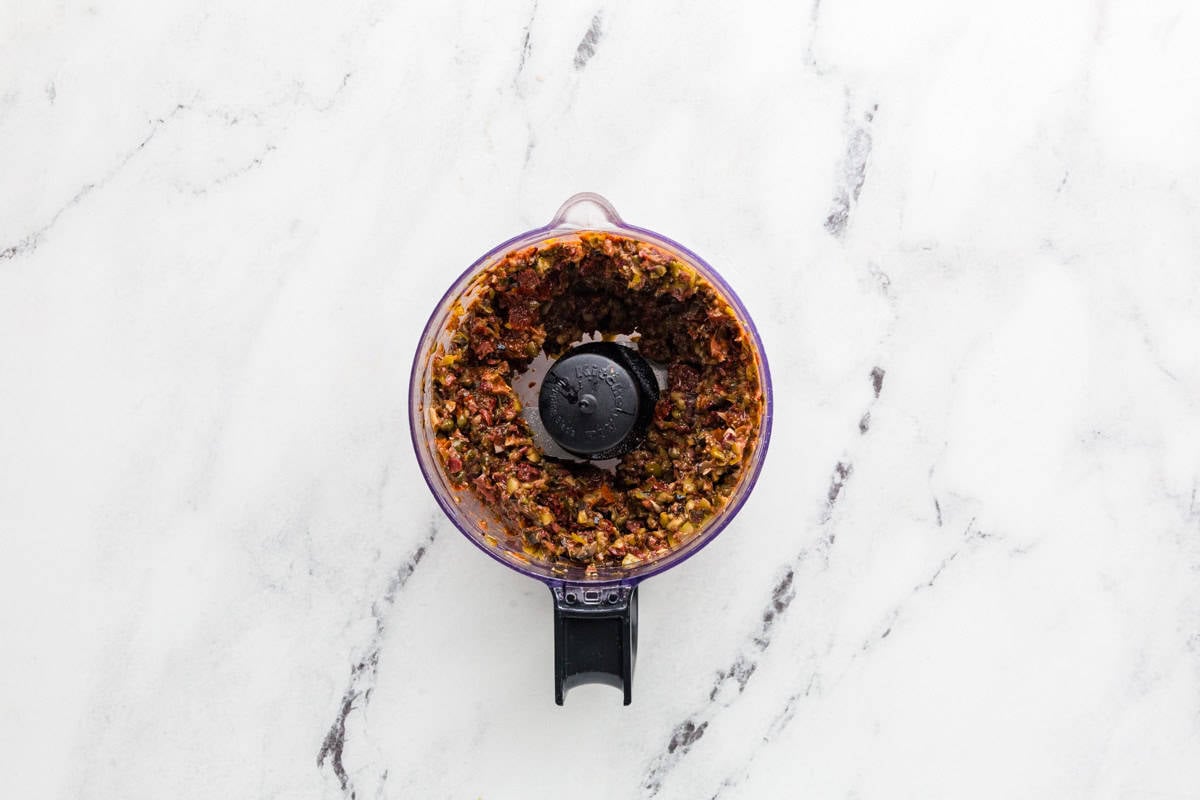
[551,584,638,705]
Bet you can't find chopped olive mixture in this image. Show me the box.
[430,232,763,572]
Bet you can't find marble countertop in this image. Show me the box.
[3,1,1200,797]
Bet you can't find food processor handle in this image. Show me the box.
[550,584,638,705]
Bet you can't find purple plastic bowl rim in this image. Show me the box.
[408,213,774,588]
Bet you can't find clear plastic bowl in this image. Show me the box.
[409,192,773,589]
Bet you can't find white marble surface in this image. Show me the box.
[3,0,1200,797]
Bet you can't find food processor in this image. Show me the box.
[409,193,772,704]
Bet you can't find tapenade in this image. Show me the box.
[430,232,763,573]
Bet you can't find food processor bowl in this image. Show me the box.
[409,193,772,703]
